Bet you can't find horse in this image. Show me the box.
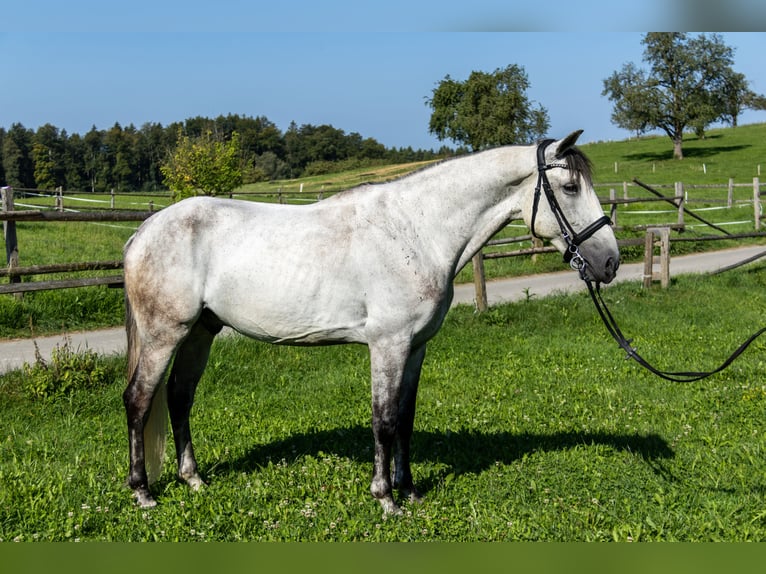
[121,130,619,515]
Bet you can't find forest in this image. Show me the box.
[0,114,453,193]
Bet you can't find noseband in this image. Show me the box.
[530,139,612,277]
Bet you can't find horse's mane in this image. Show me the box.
[385,142,595,185]
[326,141,594,201]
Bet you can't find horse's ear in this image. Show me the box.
[554,130,584,157]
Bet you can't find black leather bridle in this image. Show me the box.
[530,139,612,277]
[532,139,766,382]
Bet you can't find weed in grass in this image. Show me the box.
[20,337,118,400]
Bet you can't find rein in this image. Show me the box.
[584,279,766,382]
[533,139,766,383]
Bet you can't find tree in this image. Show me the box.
[83,126,106,192]
[2,123,35,188]
[602,33,765,159]
[716,70,766,128]
[32,124,66,190]
[161,130,243,201]
[426,64,550,151]
[64,133,88,191]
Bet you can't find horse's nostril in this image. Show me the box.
[606,257,619,277]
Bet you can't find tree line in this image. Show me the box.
[0,114,453,193]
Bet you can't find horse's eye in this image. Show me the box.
[562,183,579,195]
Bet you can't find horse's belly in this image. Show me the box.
[232,317,367,345]
[210,291,369,346]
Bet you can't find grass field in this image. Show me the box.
[1,266,766,541]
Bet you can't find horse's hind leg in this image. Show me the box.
[394,344,426,502]
[123,343,177,508]
[167,318,219,491]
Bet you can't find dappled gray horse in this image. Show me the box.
[122,130,619,515]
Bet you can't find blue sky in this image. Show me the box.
[2,4,765,150]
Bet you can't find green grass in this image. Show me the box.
[2,266,766,541]
[584,123,766,185]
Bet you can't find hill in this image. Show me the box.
[237,123,766,198]
[581,122,766,185]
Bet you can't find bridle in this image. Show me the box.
[530,139,611,276]
[531,139,766,383]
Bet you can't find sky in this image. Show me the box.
[2,3,766,151]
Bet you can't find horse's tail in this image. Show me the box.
[125,286,167,485]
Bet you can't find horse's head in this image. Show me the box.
[522,130,619,284]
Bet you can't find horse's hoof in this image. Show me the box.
[378,496,403,516]
[133,489,157,508]
[186,476,205,491]
[408,490,423,504]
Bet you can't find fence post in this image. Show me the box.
[728,178,734,208]
[675,182,684,229]
[643,227,670,289]
[609,188,618,228]
[755,177,761,231]
[2,186,21,294]
[472,253,488,313]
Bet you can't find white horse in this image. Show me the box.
[122,130,619,515]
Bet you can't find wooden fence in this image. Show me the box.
[2,179,765,303]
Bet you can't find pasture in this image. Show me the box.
[2,268,766,541]
[2,125,766,541]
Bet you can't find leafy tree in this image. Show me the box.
[83,126,106,192]
[602,33,765,159]
[137,122,171,191]
[104,123,141,191]
[426,64,550,151]
[63,133,88,191]
[252,151,289,181]
[161,130,243,201]
[716,70,766,128]
[2,123,35,188]
[32,124,66,190]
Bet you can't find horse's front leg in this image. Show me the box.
[393,344,426,503]
[369,339,411,516]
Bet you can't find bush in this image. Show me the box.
[22,337,114,400]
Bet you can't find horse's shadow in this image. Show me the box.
[218,425,675,495]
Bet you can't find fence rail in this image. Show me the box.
[2,178,765,299]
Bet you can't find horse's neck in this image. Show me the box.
[390,147,535,274]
